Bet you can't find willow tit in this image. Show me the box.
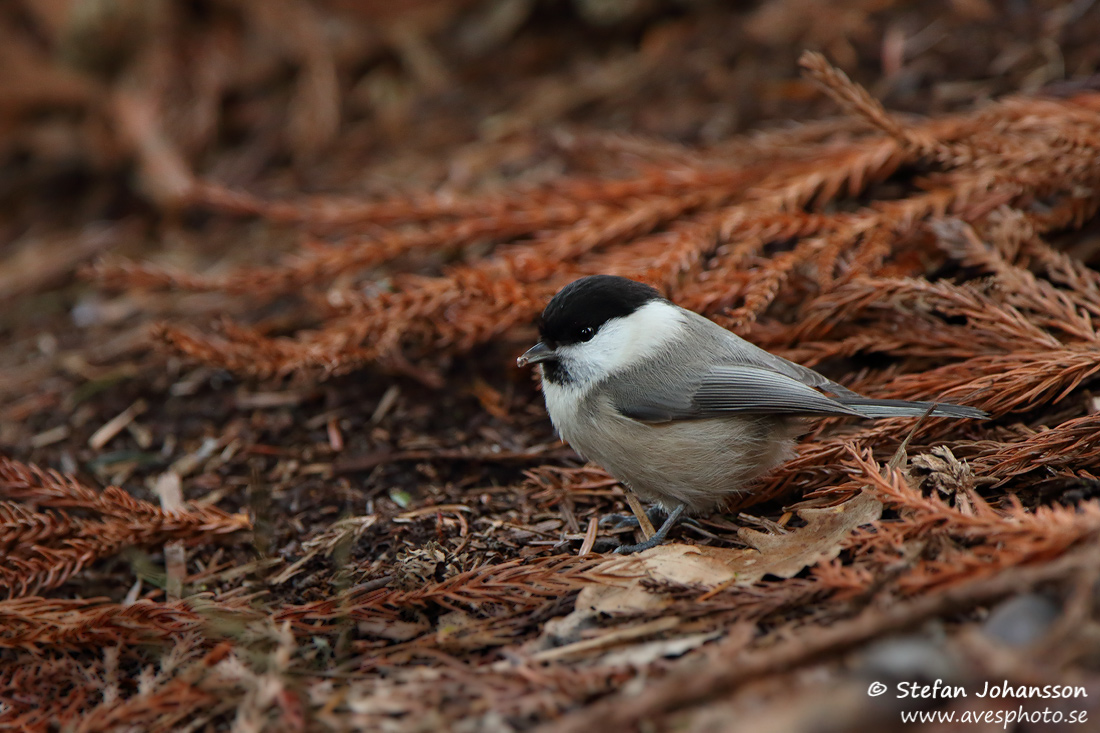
[518,275,987,554]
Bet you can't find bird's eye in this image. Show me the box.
[579,326,595,342]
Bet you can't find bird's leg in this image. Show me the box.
[599,504,667,530]
[614,504,685,555]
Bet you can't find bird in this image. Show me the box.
[517,274,987,554]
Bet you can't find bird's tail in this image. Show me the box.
[837,397,988,420]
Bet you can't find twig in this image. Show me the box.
[624,493,655,540]
[578,518,599,557]
[88,399,148,450]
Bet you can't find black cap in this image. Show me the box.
[538,275,663,348]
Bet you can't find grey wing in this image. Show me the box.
[608,310,864,422]
[613,364,865,423]
[679,310,860,398]
[726,341,860,398]
[606,310,986,423]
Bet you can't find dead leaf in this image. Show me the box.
[546,493,882,644]
[738,490,882,579]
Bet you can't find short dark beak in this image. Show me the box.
[517,342,555,367]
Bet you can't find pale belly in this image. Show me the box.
[561,404,799,514]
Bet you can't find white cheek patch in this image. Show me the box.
[541,378,585,441]
[556,300,686,384]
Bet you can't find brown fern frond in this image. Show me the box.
[188,166,753,231]
[763,138,907,211]
[275,555,624,628]
[0,597,202,650]
[553,129,716,169]
[190,180,526,228]
[0,633,221,729]
[1024,236,1100,315]
[0,457,250,595]
[69,677,216,733]
[0,458,249,533]
[157,204,740,377]
[85,257,225,293]
[767,355,1100,500]
[676,211,846,316]
[152,321,310,380]
[877,348,1100,415]
[967,413,1100,484]
[798,51,953,160]
[845,451,1100,594]
[900,504,1100,593]
[0,502,80,550]
[772,276,1064,362]
[933,218,1100,343]
[123,88,1100,381]
[0,656,102,727]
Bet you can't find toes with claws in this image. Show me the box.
[613,504,685,555]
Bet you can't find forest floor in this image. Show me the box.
[3,1,1100,730]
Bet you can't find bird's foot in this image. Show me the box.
[599,505,667,530]
[613,504,685,555]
